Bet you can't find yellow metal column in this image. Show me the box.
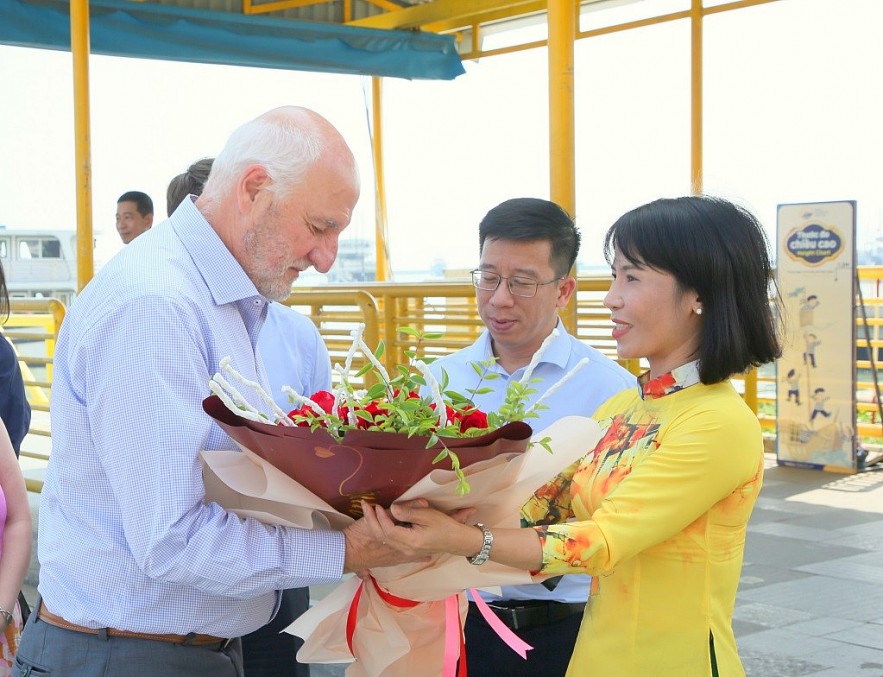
[690,0,703,195]
[548,0,577,332]
[372,77,392,282]
[71,0,94,291]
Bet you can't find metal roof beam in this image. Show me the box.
[348,0,544,32]
[423,2,548,34]
[242,0,334,16]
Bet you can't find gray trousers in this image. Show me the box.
[13,608,243,676]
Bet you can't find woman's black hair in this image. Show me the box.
[603,195,782,384]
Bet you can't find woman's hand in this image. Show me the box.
[360,499,485,560]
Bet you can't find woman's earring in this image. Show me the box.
[695,307,703,316]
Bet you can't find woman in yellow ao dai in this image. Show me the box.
[360,195,782,677]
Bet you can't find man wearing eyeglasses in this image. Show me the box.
[429,197,633,676]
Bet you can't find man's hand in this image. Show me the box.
[342,507,432,573]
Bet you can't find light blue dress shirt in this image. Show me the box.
[38,198,345,637]
[429,321,634,604]
[260,303,331,410]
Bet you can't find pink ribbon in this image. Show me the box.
[468,588,534,659]
[443,595,465,677]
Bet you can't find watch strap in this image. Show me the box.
[468,523,493,566]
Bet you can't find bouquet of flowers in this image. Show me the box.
[200,325,600,676]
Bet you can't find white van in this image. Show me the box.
[0,229,79,306]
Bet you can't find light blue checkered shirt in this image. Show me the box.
[38,198,345,637]
[260,303,332,410]
[429,322,634,604]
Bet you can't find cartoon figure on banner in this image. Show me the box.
[811,387,832,423]
[799,294,820,327]
[803,332,821,368]
[785,369,801,405]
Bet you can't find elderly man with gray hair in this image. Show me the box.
[15,107,414,677]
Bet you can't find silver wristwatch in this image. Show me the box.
[468,523,494,566]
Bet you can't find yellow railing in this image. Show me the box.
[291,278,638,374]
[5,298,66,491]
[13,267,883,493]
[279,289,380,385]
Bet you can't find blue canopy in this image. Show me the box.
[0,0,465,81]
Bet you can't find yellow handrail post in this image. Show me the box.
[71,0,95,291]
[548,0,577,334]
[372,76,392,282]
[743,367,758,413]
[690,0,703,195]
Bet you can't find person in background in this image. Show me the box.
[367,195,782,677]
[0,262,33,676]
[0,262,31,459]
[168,157,330,677]
[115,191,154,244]
[14,106,415,677]
[428,197,633,676]
[0,421,31,677]
[167,158,214,218]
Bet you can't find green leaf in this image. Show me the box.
[374,340,386,359]
[398,327,420,337]
[365,383,387,400]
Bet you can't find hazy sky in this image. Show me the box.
[1,0,881,278]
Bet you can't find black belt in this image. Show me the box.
[469,599,586,631]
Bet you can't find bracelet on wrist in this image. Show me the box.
[467,523,493,566]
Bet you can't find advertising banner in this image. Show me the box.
[776,201,856,471]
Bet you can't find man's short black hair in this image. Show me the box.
[117,191,154,217]
[478,198,580,278]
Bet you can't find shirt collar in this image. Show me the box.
[170,197,263,307]
[638,360,701,400]
[474,319,572,374]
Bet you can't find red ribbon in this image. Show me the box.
[345,575,467,677]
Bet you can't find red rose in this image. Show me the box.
[311,390,336,413]
[287,405,323,427]
[458,407,489,433]
[286,390,337,427]
[359,401,383,429]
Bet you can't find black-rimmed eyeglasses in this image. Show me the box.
[470,269,562,298]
